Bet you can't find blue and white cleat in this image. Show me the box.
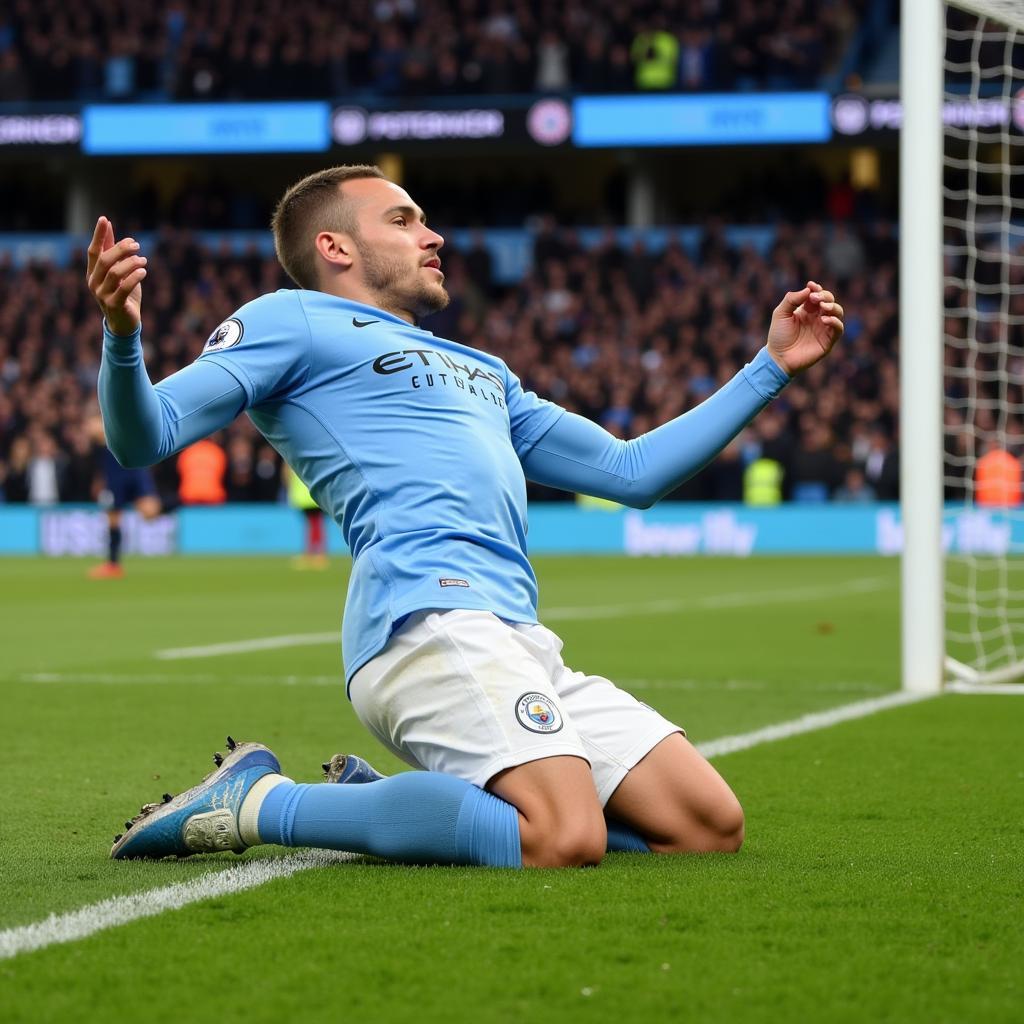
[321,753,387,785]
[110,737,282,860]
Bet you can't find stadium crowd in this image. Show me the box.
[0,216,913,508]
[0,0,864,102]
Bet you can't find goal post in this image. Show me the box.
[901,0,1024,691]
[900,0,945,693]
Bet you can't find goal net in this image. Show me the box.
[942,1,1024,685]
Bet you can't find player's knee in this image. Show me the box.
[653,794,744,854]
[552,821,607,867]
[525,819,607,868]
[703,794,744,853]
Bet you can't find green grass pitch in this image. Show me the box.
[1,554,1021,1022]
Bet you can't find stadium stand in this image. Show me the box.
[0,216,903,506]
[0,0,866,101]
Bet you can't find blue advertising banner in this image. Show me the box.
[573,92,832,147]
[2,504,1022,558]
[83,102,331,155]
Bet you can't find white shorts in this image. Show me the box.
[349,608,682,805]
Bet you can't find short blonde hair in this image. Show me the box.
[271,164,385,289]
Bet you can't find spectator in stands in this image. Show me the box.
[28,432,63,506]
[178,438,227,505]
[1,436,31,503]
[824,222,867,284]
[863,427,899,501]
[225,436,257,502]
[253,445,282,502]
[679,28,714,91]
[833,466,878,504]
[743,456,784,507]
[790,419,844,501]
[62,423,100,503]
[974,444,1022,507]
[706,437,744,501]
[631,17,679,90]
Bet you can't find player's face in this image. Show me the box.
[344,178,449,319]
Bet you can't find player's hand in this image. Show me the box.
[87,216,147,337]
[765,281,844,376]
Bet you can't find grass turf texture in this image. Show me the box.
[1,554,1021,1022]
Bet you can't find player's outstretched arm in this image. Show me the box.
[89,217,247,468]
[520,282,844,507]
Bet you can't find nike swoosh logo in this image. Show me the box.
[352,317,379,328]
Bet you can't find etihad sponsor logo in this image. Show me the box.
[372,348,504,389]
[371,347,506,408]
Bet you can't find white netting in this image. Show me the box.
[942,3,1024,683]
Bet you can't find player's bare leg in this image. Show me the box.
[604,733,744,854]
[488,755,606,867]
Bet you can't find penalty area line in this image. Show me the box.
[0,851,355,962]
[1,685,928,964]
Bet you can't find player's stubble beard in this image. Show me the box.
[355,238,450,322]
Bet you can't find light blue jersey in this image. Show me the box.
[199,289,564,679]
[99,287,788,684]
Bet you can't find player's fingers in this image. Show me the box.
[88,239,140,293]
[777,285,811,315]
[98,257,147,300]
[86,217,106,276]
[819,301,844,321]
[108,254,148,283]
[110,266,147,304]
[809,289,834,305]
[96,237,140,273]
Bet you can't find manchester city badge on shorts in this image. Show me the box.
[515,692,563,734]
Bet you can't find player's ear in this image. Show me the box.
[315,231,353,271]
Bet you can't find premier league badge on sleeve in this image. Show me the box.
[204,318,244,352]
[515,692,564,733]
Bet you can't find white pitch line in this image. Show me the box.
[695,690,933,759]
[154,577,891,660]
[0,682,930,963]
[624,678,887,694]
[0,850,355,962]
[13,672,884,694]
[15,672,342,686]
[156,632,338,660]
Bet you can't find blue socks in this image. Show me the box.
[605,819,651,853]
[256,772,522,868]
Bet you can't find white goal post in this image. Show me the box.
[901,0,1024,691]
